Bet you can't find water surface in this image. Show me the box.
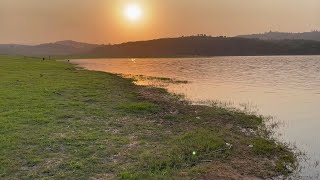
[72,56,320,178]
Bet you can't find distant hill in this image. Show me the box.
[238,31,320,41]
[86,36,320,57]
[0,40,98,56]
[2,36,320,57]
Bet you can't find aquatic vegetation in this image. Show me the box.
[123,74,189,86]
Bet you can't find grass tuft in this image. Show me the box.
[117,102,160,114]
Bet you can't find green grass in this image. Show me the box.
[117,102,160,114]
[125,129,225,179]
[251,137,297,175]
[0,55,296,179]
[0,56,140,178]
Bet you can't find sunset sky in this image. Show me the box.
[1,0,320,44]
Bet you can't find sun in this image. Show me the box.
[124,4,142,22]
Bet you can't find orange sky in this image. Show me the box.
[1,0,320,44]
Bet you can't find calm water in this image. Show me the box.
[72,56,320,178]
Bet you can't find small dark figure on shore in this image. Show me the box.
[42,58,45,61]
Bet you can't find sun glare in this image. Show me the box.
[124,4,142,22]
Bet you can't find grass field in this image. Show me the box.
[0,55,296,179]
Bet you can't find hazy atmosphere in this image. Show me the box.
[1,0,320,44]
[2,1,320,179]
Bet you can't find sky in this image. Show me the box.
[1,0,320,44]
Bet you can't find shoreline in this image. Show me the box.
[0,55,297,179]
[56,54,320,61]
[72,59,299,179]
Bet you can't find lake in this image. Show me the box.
[72,56,320,178]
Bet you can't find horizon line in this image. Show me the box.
[1,30,320,46]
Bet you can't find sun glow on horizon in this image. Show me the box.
[124,4,143,22]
